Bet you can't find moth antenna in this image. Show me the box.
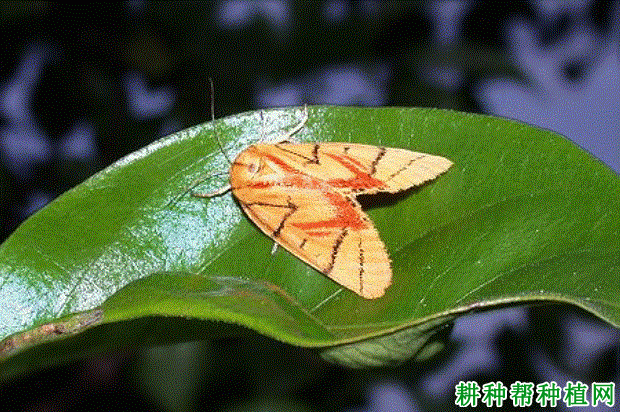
[191,182,231,198]
[273,104,309,144]
[209,78,232,165]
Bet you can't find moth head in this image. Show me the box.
[246,155,262,175]
[231,146,281,185]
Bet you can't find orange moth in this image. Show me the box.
[196,108,452,299]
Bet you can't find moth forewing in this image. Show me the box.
[323,222,392,299]
[232,170,392,299]
[374,149,454,191]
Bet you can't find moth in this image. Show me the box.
[196,109,453,299]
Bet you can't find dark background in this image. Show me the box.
[0,2,618,411]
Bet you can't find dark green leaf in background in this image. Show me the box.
[1,106,618,379]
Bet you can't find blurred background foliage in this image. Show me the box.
[0,1,618,411]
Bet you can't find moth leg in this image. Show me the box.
[272,105,309,144]
[271,241,279,255]
[191,184,231,198]
[166,174,228,207]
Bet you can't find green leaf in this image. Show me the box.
[1,106,618,377]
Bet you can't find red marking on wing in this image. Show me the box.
[324,153,386,190]
[292,191,367,231]
[244,148,375,233]
[259,150,385,192]
[306,231,332,237]
[264,153,298,174]
[244,175,318,191]
[245,181,275,189]
[337,152,367,169]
